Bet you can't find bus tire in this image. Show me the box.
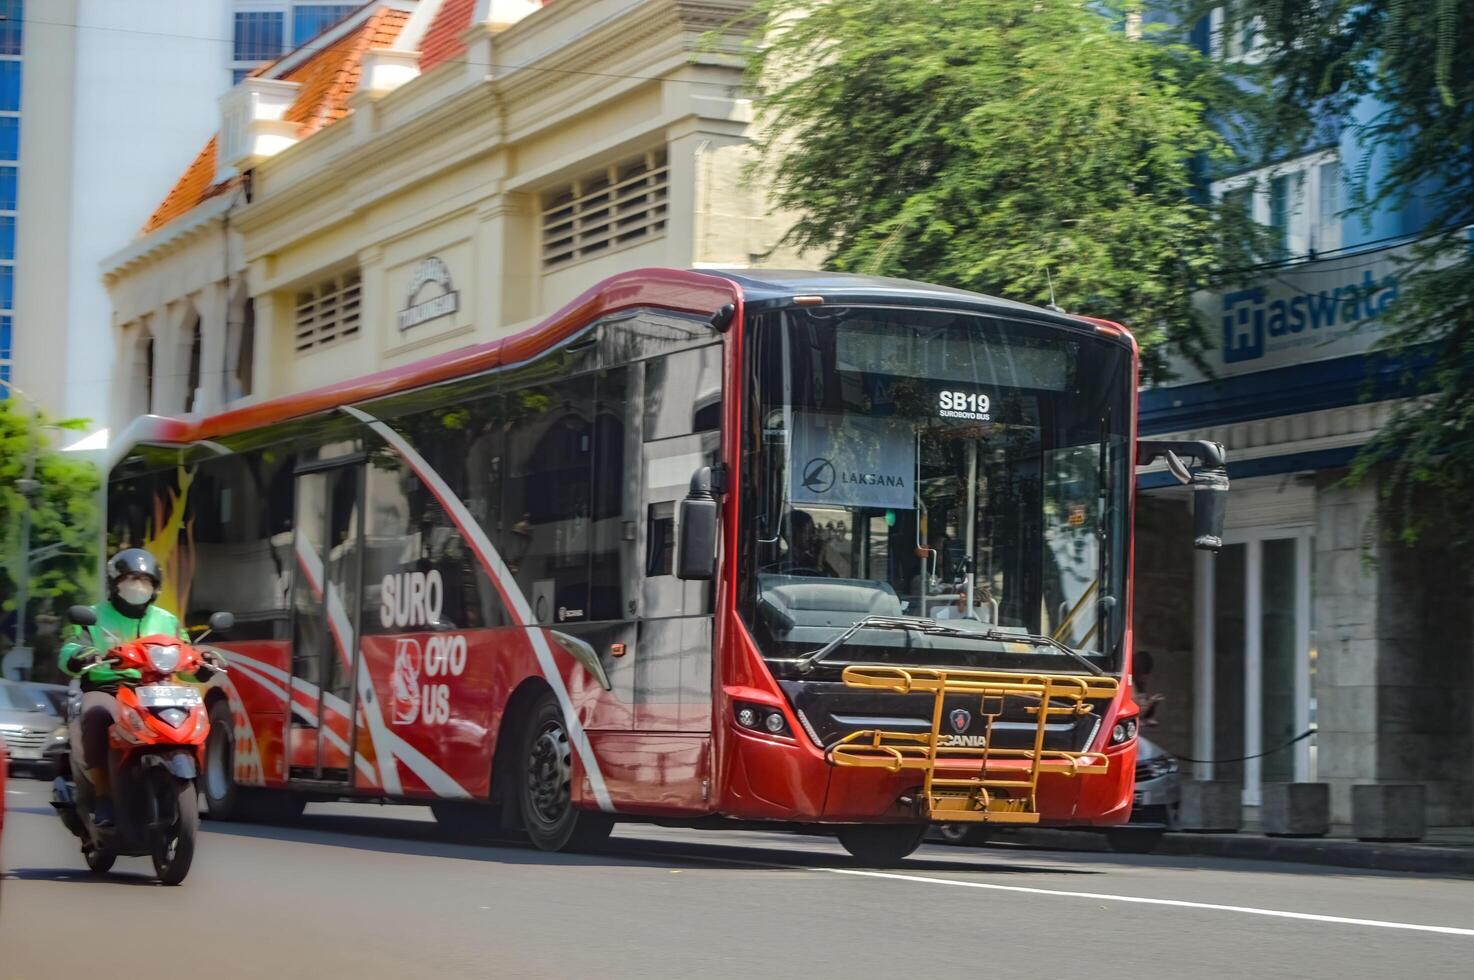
[517,693,612,853]
[937,823,990,847]
[202,699,243,820]
[837,824,927,866]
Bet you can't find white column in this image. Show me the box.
[1244,538,1264,805]
[1193,547,1216,781]
[1295,530,1314,780]
[197,281,228,415]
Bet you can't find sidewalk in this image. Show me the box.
[988,824,1474,876]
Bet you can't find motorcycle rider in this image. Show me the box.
[58,549,202,827]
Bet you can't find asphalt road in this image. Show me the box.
[3,775,1471,980]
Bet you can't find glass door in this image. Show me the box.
[287,464,363,784]
[1195,527,1313,805]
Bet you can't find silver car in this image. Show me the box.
[0,680,69,777]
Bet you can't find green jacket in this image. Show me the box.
[59,601,189,687]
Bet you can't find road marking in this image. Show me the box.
[815,867,1474,937]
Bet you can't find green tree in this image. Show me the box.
[744,0,1255,378]
[1231,1,1474,549]
[0,396,101,678]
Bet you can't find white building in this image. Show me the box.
[9,1,366,438]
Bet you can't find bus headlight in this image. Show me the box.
[1111,719,1138,744]
[734,701,790,737]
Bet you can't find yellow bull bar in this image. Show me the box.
[826,665,1120,824]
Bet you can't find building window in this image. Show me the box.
[0,263,12,308]
[1316,161,1343,254]
[184,316,202,414]
[0,165,14,210]
[234,10,285,63]
[0,314,11,395]
[1214,2,1262,61]
[0,59,19,112]
[294,270,361,351]
[1268,171,1305,260]
[0,214,11,261]
[0,116,17,161]
[0,1,22,58]
[292,4,358,45]
[1212,150,1339,264]
[541,148,669,270]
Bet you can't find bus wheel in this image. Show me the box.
[202,700,241,820]
[937,823,990,847]
[518,693,612,853]
[837,824,927,866]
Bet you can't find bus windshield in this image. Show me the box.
[740,306,1133,675]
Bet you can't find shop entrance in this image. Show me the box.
[1194,525,1314,805]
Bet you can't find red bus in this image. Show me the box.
[105,268,1227,863]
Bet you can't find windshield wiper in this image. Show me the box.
[794,617,1104,677]
[795,616,938,675]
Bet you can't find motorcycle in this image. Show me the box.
[50,606,233,885]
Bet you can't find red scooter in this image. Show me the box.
[51,606,232,885]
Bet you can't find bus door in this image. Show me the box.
[287,461,364,784]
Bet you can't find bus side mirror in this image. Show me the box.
[1138,440,1229,552]
[677,466,720,581]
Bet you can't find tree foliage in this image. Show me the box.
[1233,0,1474,549]
[745,0,1255,379]
[0,397,100,639]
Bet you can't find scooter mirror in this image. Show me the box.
[67,605,97,627]
[208,611,235,634]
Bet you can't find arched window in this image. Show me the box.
[183,314,202,414]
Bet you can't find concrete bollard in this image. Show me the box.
[1178,780,1242,833]
[1262,782,1330,837]
[1352,783,1426,842]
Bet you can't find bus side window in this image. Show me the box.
[640,345,722,620]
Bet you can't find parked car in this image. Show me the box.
[0,679,69,778]
[934,736,1181,853]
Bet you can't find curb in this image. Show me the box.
[990,827,1474,876]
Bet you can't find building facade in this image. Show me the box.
[103,0,799,438]
[8,0,364,428]
[11,0,239,426]
[1133,7,1474,826]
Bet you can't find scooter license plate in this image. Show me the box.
[136,685,202,708]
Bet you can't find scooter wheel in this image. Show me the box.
[151,772,199,885]
[84,846,116,875]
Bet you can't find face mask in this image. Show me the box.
[118,580,154,606]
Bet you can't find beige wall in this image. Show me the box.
[105,0,800,422]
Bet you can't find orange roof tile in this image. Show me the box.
[142,138,237,234]
[418,0,475,73]
[141,5,411,236]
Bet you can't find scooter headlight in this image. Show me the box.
[146,644,181,673]
[159,708,189,728]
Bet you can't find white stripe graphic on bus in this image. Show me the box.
[340,404,616,813]
[229,648,469,797]
[227,657,377,783]
[293,538,398,793]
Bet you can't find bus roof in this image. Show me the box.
[109,266,1128,468]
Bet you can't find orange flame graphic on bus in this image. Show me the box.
[139,465,197,618]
